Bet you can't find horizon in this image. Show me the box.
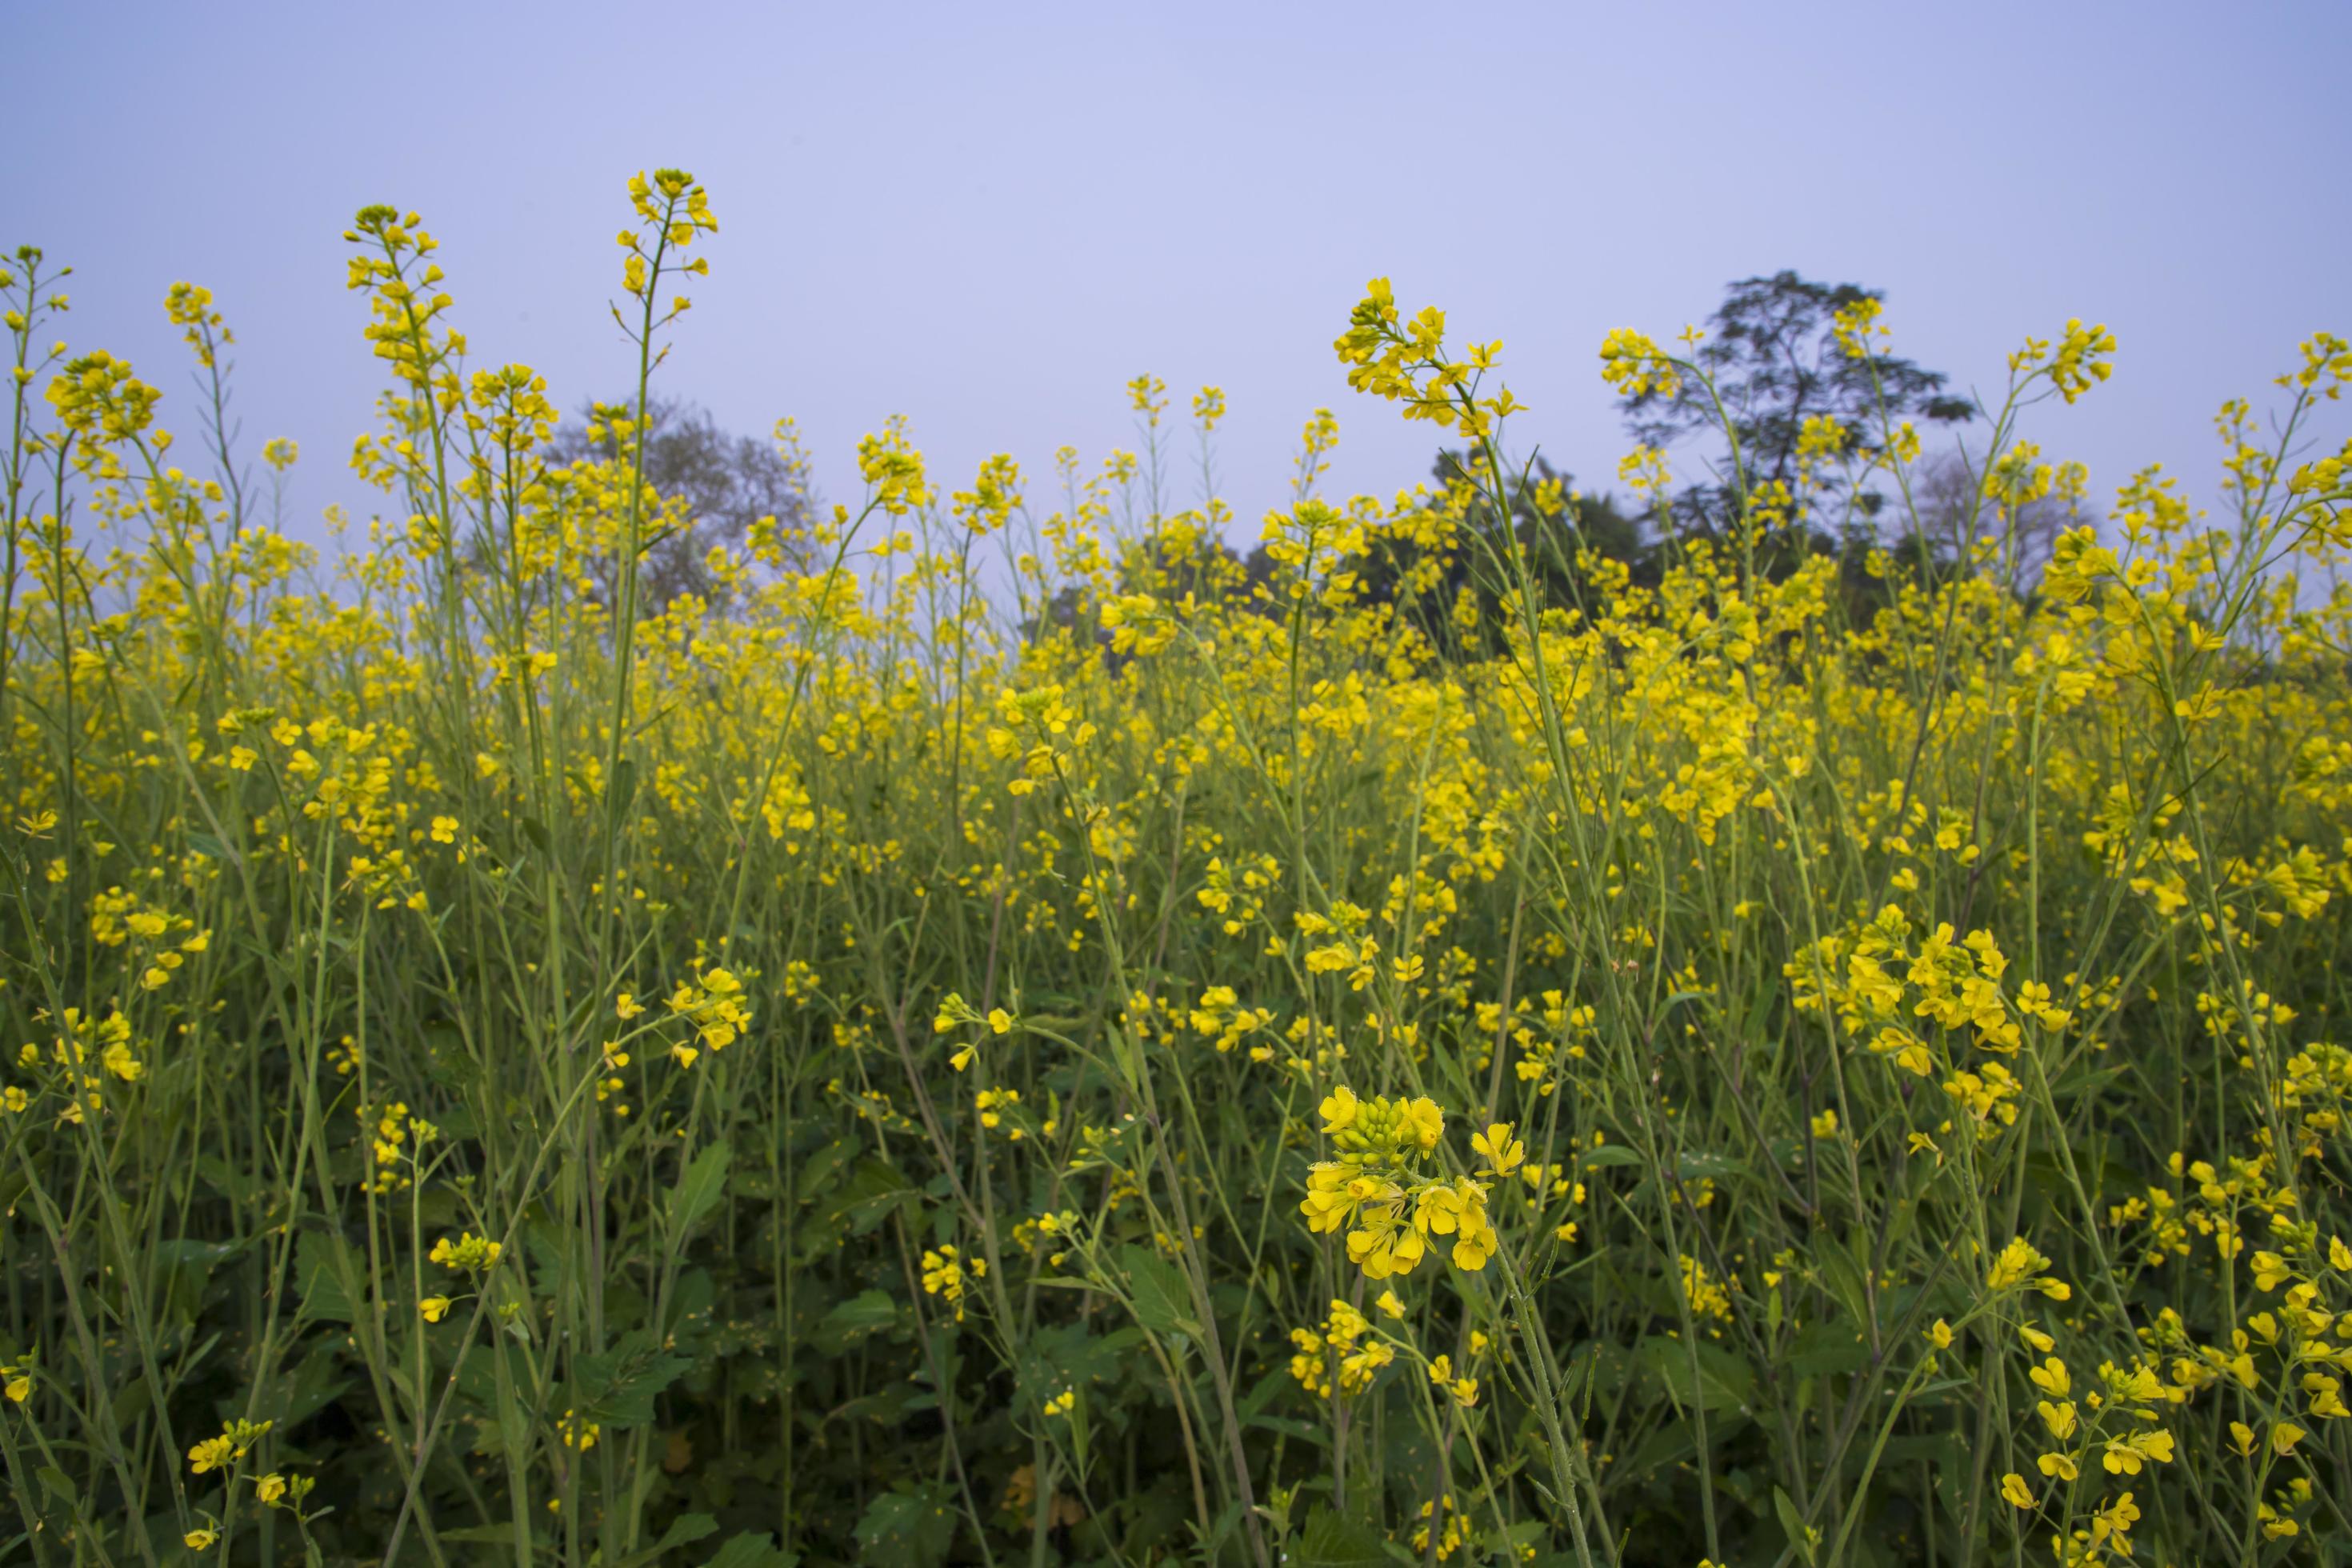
[18,0,2350,554]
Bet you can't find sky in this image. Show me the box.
[16,0,2350,553]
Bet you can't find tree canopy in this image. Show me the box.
[544,394,817,606]
[1619,270,1974,527]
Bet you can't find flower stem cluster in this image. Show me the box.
[1300,1087,1502,1278]
[1331,279,1522,440]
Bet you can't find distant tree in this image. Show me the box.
[1620,270,1975,531]
[1246,451,1651,658]
[1904,444,2071,595]
[543,394,816,607]
[1419,450,1651,613]
[1026,523,1266,654]
[1020,451,1645,663]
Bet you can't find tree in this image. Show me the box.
[543,394,816,607]
[1022,519,1268,660]
[1620,270,1974,531]
[1242,451,1650,661]
[1418,450,1651,623]
[1905,444,2071,595]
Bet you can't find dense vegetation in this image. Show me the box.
[2,170,2350,1567]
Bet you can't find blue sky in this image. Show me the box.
[18,0,2349,548]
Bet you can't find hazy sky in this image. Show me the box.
[18,1,2349,550]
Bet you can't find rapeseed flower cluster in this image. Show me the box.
[1300,1089,1509,1277]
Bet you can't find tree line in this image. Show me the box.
[576,271,2072,634]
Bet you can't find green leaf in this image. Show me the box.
[817,1288,900,1349]
[1582,1145,1642,1170]
[608,758,638,827]
[1638,1334,1754,1414]
[668,1267,718,1353]
[296,1231,354,1324]
[608,1513,720,1568]
[152,1237,245,1326]
[1740,978,1778,1050]
[652,1514,720,1554]
[1816,1234,1870,1328]
[853,1483,955,1568]
[1118,1243,1201,1337]
[1290,1506,1390,1568]
[1676,1149,1741,1182]
[1775,1485,1818,1565]
[1787,1317,1870,1382]
[704,1533,797,1568]
[1573,1339,1640,1401]
[184,830,234,864]
[1016,1321,1139,1406]
[1245,1413,1329,1446]
[194,1156,258,1205]
[808,1157,914,1240]
[1478,1518,1550,1562]
[1616,1411,1702,1480]
[111,1375,154,1431]
[38,1466,76,1505]
[574,1330,691,1429]
[670,1139,733,1240]
[794,1138,857,1201]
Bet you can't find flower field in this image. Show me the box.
[3,170,2351,1566]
